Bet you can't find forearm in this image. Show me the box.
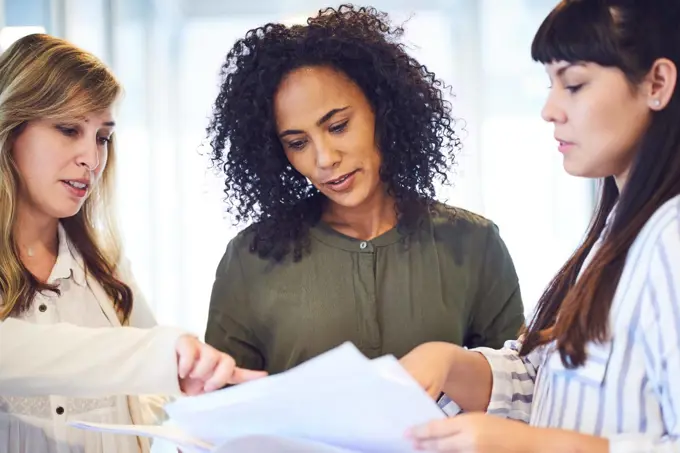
[433,343,493,413]
[0,318,184,397]
[438,339,541,422]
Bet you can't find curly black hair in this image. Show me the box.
[207,4,461,262]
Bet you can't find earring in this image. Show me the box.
[653,99,661,107]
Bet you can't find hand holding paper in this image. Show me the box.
[174,335,267,395]
[71,342,447,452]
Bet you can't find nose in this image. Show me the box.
[315,138,341,170]
[541,90,567,124]
[75,141,99,172]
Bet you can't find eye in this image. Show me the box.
[286,139,307,150]
[97,136,111,146]
[329,120,348,134]
[56,125,79,137]
[565,84,584,94]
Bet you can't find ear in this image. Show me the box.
[644,58,677,110]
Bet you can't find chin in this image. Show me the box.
[49,211,83,220]
[323,190,370,209]
[46,203,86,220]
[562,159,602,179]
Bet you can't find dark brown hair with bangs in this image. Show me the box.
[520,0,680,367]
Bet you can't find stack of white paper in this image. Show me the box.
[69,342,446,452]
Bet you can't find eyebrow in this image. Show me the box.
[279,106,349,138]
[554,62,587,77]
[73,116,116,128]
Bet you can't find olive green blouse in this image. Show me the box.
[205,202,525,374]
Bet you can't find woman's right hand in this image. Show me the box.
[399,342,459,400]
[175,335,267,395]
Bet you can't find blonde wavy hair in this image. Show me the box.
[0,34,133,322]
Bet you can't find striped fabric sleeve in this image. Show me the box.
[472,339,544,423]
[609,208,680,453]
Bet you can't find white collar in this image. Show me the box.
[48,223,87,287]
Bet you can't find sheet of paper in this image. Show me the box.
[214,435,364,453]
[165,342,371,417]
[370,354,426,389]
[70,342,446,453]
[67,421,213,453]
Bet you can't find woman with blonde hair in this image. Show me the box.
[0,34,264,453]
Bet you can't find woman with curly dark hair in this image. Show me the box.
[204,4,525,385]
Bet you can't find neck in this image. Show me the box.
[614,174,627,193]
[322,188,397,240]
[614,160,635,193]
[14,203,59,259]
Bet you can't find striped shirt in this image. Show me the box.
[441,194,680,452]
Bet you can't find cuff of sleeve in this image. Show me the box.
[471,346,531,422]
[473,347,511,412]
[147,326,188,396]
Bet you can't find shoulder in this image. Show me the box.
[217,224,266,276]
[223,196,319,254]
[112,256,159,328]
[222,197,322,263]
[618,195,680,314]
[629,196,680,359]
[422,201,516,275]
[226,224,257,253]
[639,194,680,248]
[426,201,502,243]
[630,195,680,278]
[625,194,680,273]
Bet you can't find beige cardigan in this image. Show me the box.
[0,256,186,452]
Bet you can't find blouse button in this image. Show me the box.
[38,304,47,312]
[56,406,65,415]
[359,241,367,250]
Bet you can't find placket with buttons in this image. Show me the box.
[34,291,69,443]
[356,240,381,354]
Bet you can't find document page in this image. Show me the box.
[69,342,446,453]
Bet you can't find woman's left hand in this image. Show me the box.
[406,413,538,453]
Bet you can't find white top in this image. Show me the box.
[441,194,680,452]
[0,224,186,453]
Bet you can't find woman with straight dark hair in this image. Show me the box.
[399,1,680,451]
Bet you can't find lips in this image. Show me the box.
[62,180,89,190]
[555,135,574,145]
[60,179,90,198]
[324,170,358,186]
